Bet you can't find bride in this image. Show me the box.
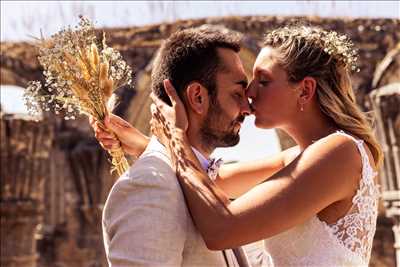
[93,26,382,266]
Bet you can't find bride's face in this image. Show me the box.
[246,46,300,129]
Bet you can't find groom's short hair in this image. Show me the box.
[151,25,241,106]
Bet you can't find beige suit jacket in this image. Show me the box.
[102,137,248,266]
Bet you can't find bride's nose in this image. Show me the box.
[246,81,257,100]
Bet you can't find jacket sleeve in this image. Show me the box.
[102,157,188,267]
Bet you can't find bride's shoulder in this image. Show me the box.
[305,132,362,167]
[298,132,363,187]
[273,132,364,209]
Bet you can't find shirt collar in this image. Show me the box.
[191,146,210,171]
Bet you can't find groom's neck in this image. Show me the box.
[187,127,214,159]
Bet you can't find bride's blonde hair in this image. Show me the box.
[263,25,383,167]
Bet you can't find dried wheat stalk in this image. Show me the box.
[24,16,132,176]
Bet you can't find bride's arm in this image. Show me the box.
[91,111,300,199]
[154,80,360,250]
[216,146,300,198]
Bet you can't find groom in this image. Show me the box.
[100,25,251,266]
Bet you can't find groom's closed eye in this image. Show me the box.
[236,80,248,89]
[233,89,248,104]
[234,92,244,100]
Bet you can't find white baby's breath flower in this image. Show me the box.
[23,16,133,176]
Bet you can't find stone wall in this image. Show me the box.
[0,114,53,267]
[1,16,399,266]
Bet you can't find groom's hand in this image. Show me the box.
[89,114,149,157]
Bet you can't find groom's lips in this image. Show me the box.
[234,120,244,129]
[233,122,242,132]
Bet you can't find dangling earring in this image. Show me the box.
[300,104,304,112]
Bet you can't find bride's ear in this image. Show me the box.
[297,76,317,105]
[185,82,209,115]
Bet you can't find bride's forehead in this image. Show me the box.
[255,47,278,66]
[253,47,280,74]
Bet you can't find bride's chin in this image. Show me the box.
[254,117,274,129]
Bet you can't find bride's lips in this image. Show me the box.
[250,104,256,114]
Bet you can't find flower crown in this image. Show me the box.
[264,26,360,72]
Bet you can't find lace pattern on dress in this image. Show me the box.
[323,131,380,264]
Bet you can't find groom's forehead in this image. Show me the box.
[218,60,248,85]
[217,50,246,75]
[217,69,248,92]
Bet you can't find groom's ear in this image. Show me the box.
[185,82,209,115]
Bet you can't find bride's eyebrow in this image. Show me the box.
[256,69,272,79]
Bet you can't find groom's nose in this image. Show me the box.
[240,98,251,117]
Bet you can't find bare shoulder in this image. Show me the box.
[295,133,363,196]
[308,133,362,165]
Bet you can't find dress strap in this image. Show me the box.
[319,131,380,264]
[333,130,378,180]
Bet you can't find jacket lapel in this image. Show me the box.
[223,247,250,267]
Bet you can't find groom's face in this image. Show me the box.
[200,48,250,148]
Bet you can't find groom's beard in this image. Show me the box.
[200,99,245,150]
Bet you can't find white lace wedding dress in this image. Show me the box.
[260,131,380,267]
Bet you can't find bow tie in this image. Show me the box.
[206,158,224,180]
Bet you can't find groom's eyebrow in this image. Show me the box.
[236,80,248,89]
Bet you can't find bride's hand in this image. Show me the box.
[150,79,189,134]
[151,79,202,173]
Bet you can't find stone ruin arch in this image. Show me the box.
[368,42,400,267]
[1,16,399,267]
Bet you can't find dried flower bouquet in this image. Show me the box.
[24,16,132,176]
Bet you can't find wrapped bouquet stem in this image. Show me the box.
[24,16,132,176]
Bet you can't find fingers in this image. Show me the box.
[150,103,161,120]
[90,113,135,153]
[150,95,169,124]
[103,115,123,133]
[92,118,117,141]
[94,128,114,140]
[108,113,132,129]
[150,92,165,110]
[94,129,118,150]
[163,79,185,111]
[163,79,178,106]
[151,104,169,132]
[98,138,120,151]
[151,80,188,131]
[89,115,95,125]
